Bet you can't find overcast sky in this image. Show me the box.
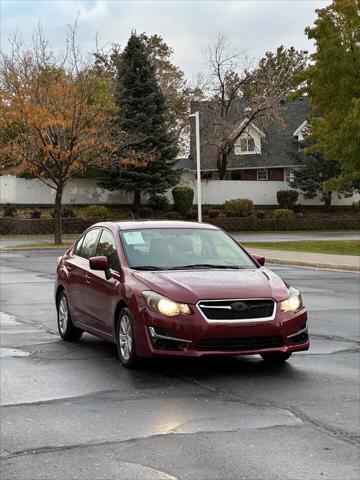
[1,0,330,79]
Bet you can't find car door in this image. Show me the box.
[62,235,85,322]
[83,228,122,336]
[66,228,102,326]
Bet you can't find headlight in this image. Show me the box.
[281,287,303,312]
[142,291,191,316]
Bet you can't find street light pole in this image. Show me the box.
[189,111,202,222]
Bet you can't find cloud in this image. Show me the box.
[1,0,330,78]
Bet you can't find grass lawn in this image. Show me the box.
[243,240,360,256]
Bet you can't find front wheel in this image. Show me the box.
[260,352,292,364]
[116,308,139,368]
[57,291,83,341]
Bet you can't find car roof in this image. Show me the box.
[94,220,220,231]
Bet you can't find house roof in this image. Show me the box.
[174,156,192,170]
[189,96,309,171]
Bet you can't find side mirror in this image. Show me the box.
[252,254,265,266]
[89,256,112,279]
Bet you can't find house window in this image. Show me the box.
[257,169,268,181]
[234,133,256,154]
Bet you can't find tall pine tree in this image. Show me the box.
[289,140,357,210]
[100,33,179,209]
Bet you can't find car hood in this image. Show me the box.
[133,268,290,304]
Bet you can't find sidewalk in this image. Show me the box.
[248,248,360,272]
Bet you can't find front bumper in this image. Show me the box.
[136,302,309,357]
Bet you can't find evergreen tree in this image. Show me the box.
[100,33,179,209]
[290,140,356,210]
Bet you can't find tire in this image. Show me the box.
[116,307,139,368]
[260,352,292,364]
[57,291,83,341]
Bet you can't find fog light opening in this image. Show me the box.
[148,327,191,351]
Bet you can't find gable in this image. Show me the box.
[293,120,308,141]
[234,123,264,155]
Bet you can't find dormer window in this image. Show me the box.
[239,134,255,152]
[235,133,256,154]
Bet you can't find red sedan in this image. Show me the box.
[55,221,309,368]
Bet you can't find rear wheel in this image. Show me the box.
[260,352,292,363]
[116,308,139,369]
[57,291,83,341]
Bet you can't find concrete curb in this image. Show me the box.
[0,245,71,252]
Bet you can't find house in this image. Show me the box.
[188,96,309,184]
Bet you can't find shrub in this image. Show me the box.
[256,210,266,219]
[166,211,183,220]
[172,187,194,215]
[84,205,109,219]
[31,208,41,219]
[62,207,75,218]
[184,210,197,220]
[277,190,299,209]
[3,204,17,217]
[273,208,295,220]
[351,201,360,214]
[136,207,153,218]
[223,199,254,217]
[148,194,170,212]
[207,208,220,218]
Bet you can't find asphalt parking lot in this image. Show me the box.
[0,249,359,480]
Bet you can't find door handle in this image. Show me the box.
[85,273,93,283]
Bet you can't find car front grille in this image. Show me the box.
[197,335,284,352]
[198,299,275,322]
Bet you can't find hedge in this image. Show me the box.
[1,216,359,235]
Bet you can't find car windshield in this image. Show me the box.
[120,228,256,270]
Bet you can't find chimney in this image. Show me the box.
[244,107,252,117]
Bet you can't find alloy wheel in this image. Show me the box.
[58,295,69,334]
[119,314,133,361]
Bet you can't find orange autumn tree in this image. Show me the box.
[0,28,115,243]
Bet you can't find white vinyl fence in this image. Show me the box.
[0,175,359,206]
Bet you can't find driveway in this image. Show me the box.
[1,249,359,479]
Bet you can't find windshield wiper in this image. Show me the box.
[133,264,244,271]
[167,264,242,270]
[132,265,164,271]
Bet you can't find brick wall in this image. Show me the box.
[208,216,360,231]
[0,218,101,235]
[1,216,359,235]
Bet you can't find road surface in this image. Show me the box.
[1,249,359,479]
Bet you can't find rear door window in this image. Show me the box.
[78,229,101,260]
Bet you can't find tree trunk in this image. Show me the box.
[324,191,332,211]
[217,150,228,180]
[133,190,141,211]
[54,185,64,244]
